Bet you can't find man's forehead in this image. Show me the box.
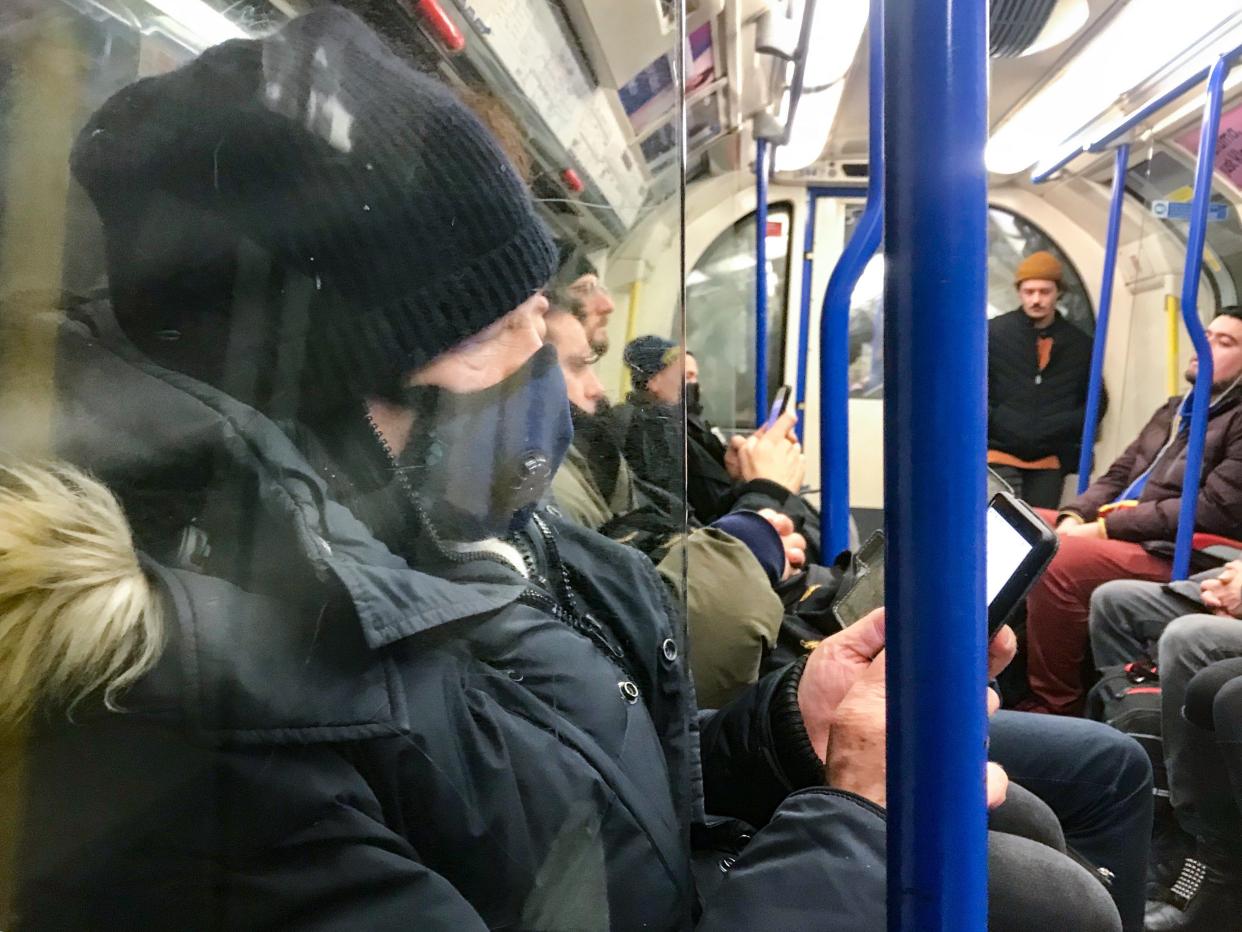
[1019,279,1056,290]
[569,273,597,292]
[1210,315,1242,339]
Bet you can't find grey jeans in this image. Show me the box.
[1088,576,1242,843]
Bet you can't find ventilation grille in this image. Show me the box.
[990,0,1057,57]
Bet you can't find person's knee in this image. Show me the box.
[988,831,1121,932]
[1214,673,1242,740]
[1158,614,1218,671]
[1110,725,1154,799]
[1185,660,1242,731]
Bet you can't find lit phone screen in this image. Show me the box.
[986,505,1034,606]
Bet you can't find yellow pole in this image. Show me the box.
[621,279,642,396]
[1166,294,1180,397]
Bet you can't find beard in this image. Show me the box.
[589,332,610,356]
[570,398,622,501]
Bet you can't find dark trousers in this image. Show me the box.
[1180,657,1242,856]
[1088,579,1242,847]
[1023,510,1172,715]
[990,464,1066,510]
[990,710,1153,932]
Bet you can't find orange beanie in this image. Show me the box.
[1014,251,1063,286]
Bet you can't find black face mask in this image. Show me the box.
[399,344,573,541]
[684,381,704,418]
[570,399,623,503]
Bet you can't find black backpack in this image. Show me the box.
[1085,660,1167,800]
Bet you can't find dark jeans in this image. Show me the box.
[990,710,1153,932]
[988,784,1121,931]
[989,464,1066,510]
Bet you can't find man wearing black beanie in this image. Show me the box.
[3,9,1133,932]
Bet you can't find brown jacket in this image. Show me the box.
[1061,389,1242,542]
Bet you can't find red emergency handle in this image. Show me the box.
[413,0,466,53]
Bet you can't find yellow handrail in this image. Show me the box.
[1166,294,1180,397]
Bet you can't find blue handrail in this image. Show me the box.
[793,191,817,443]
[817,0,883,561]
[1031,41,1242,185]
[1172,55,1231,580]
[755,138,770,426]
[1076,143,1130,493]
[884,0,989,927]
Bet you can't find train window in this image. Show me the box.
[846,207,1095,398]
[685,203,793,427]
[1125,146,1241,313]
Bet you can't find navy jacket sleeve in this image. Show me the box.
[696,788,887,930]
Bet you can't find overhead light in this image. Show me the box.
[1020,0,1089,57]
[145,0,249,48]
[774,82,846,172]
[986,0,1240,175]
[802,0,869,90]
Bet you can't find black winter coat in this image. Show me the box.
[611,396,824,561]
[10,313,887,930]
[988,310,1098,466]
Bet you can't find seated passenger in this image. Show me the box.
[1020,307,1242,716]
[613,334,823,560]
[545,306,788,706]
[550,246,614,355]
[1089,569,1242,927]
[987,251,1097,509]
[0,12,1134,931]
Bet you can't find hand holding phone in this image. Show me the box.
[763,385,792,432]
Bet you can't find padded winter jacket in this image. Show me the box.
[1060,389,1242,543]
[8,311,888,930]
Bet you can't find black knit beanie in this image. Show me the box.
[70,6,557,407]
[623,334,679,388]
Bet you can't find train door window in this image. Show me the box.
[846,207,1094,398]
[685,203,793,427]
[1125,144,1242,314]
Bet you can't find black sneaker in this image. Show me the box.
[1144,845,1242,932]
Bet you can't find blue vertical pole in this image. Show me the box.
[817,0,883,561]
[755,138,770,426]
[794,191,818,442]
[1173,56,1230,580]
[1076,143,1130,493]
[884,0,988,928]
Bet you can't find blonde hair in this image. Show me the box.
[0,460,165,722]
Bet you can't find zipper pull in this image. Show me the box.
[1034,373,1042,385]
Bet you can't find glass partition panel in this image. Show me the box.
[0,3,711,927]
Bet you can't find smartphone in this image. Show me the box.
[830,492,1059,636]
[764,385,792,431]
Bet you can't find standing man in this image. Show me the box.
[988,251,1097,508]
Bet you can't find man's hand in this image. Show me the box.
[724,435,745,481]
[1055,514,1084,535]
[1062,520,1104,540]
[757,508,807,577]
[1200,564,1242,618]
[738,412,805,493]
[988,625,1017,716]
[799,609,885,760]
[825,649,887,807]
[986,762,1009,810]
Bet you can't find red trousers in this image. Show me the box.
[1023,508,1171,715]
